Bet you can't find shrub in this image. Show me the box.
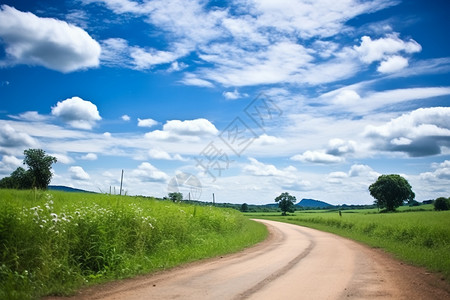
[434,197,450,211]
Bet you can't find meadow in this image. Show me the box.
[247,206,450,281]
[0,189,267,300]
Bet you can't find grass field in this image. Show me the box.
[246,207,450,281]
[0,189,267,300]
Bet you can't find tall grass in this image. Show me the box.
[0,190,267,299]
[249,209,450,280]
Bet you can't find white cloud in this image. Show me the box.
[81,153,98,160]
[348,164,380,178]
[121,115,130,121]
[8,111,48,122]
[130,47,184,69]
[326,86,450,115]
[291,150,344,164]
[253,134,285,146]
[364,107,450,157]
[130,162,169,183]
[246,0,396,39]
[180,74,214,88]
[326,139,356,156]
[51,153,74,164]
[137,118,158,128]
[0,5,100,72]
[0,124,36,150]
[69,166,90,180]
[377,55,409,73]
[168,61,187,72]
[244,157,289,177]
[51,97,102,130]
[148,148,184,161]
[145,118,218,142]
[223,89,248,100]
[0,155,22,174]
[354,34,421,64]
[420,160,450,181]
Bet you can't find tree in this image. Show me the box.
[10,167,33,189]
[23,149,57,189]
[434,197,450,211]
[275,192,297,216]
[240,203,249,212]
[168,192,183,202]
[369,174,415,212]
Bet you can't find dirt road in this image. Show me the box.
[55,219,450,299]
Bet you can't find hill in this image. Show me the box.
[296,198,333,208]
[48,185,95,193]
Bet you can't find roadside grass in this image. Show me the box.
[246,208,450,281]
[0,189,267,300]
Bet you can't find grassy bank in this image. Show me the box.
[0,190,267,299]
[247,208,450,280]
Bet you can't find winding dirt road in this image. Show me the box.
[53,219,450,299]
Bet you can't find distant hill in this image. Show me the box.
[48,185,96,193]
[296,198,333,208]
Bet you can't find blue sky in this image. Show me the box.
[1,0,449,205]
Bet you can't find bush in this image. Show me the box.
[434,197,450,211]
[0,190,267,299]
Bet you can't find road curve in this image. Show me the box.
[53,219,450,300]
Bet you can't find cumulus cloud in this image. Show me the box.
[223,89,248,100]
[291,151,344,164]
[148,148,184,161]
[0,155,22,174]
[137,118,158,128]
[51,97,102,130]
[377,55,409,73]
[420,160,450,181]
[364,107,450,157]
[0,5,101,72]
[290,139,354,164]
[354,33,421,73]
[52,153,74,164]
[145,118,218,141]
[326,139,356,156]
[121,115,131,121]
[81,153,98,160]
[0,124,36,149]
[244,157,291,177]
[130,162,169,182]
[69,166,90,180]
[348,164,380,178]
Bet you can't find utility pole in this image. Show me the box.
[212,193,215,206]
[119,169,124,196]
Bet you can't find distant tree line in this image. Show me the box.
[0,149,57,190]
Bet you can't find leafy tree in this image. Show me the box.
[240,203,249,212]
[168,192,183,202]
[275,192,297,216]
[10,167,33,189]
[434,197,450,211]
[23,149,57,189]
[369,174,415,212]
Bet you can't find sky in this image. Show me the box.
[0,0,449,205]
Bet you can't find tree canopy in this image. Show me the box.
[275,192,296,215]
[168,192,183,202]
[0,149,57,190]
[368,174,415,212]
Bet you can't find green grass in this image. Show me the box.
[0,189,267,299]
[247,208,450,281]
